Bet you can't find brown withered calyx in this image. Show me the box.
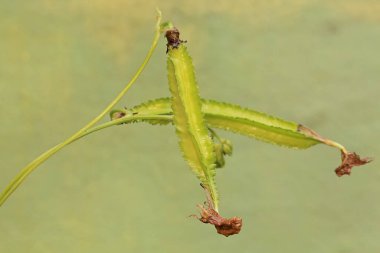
[165,28,186,53]
[193,184,242,237]
[196,204,243,237]
[335,151,372,177]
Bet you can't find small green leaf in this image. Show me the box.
[221,139,233,156]
[214,143,226,168]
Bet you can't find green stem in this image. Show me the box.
[78,114,172,141]
[0,10,163,207]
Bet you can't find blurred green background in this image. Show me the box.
[0,0,379,252]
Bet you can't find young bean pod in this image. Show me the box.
[165,28,219,210]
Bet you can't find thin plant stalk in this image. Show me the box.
[0,10,163,206]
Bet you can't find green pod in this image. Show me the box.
[132,98,320,149]
[130,96,370,177]
[166,30,219,210]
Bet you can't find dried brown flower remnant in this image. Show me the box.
[335,151,372,177]
[196,204,243,237]
[110,111,126,120]
[297,124,372,176]
[193,184,242,236]
[165,28,187,53]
